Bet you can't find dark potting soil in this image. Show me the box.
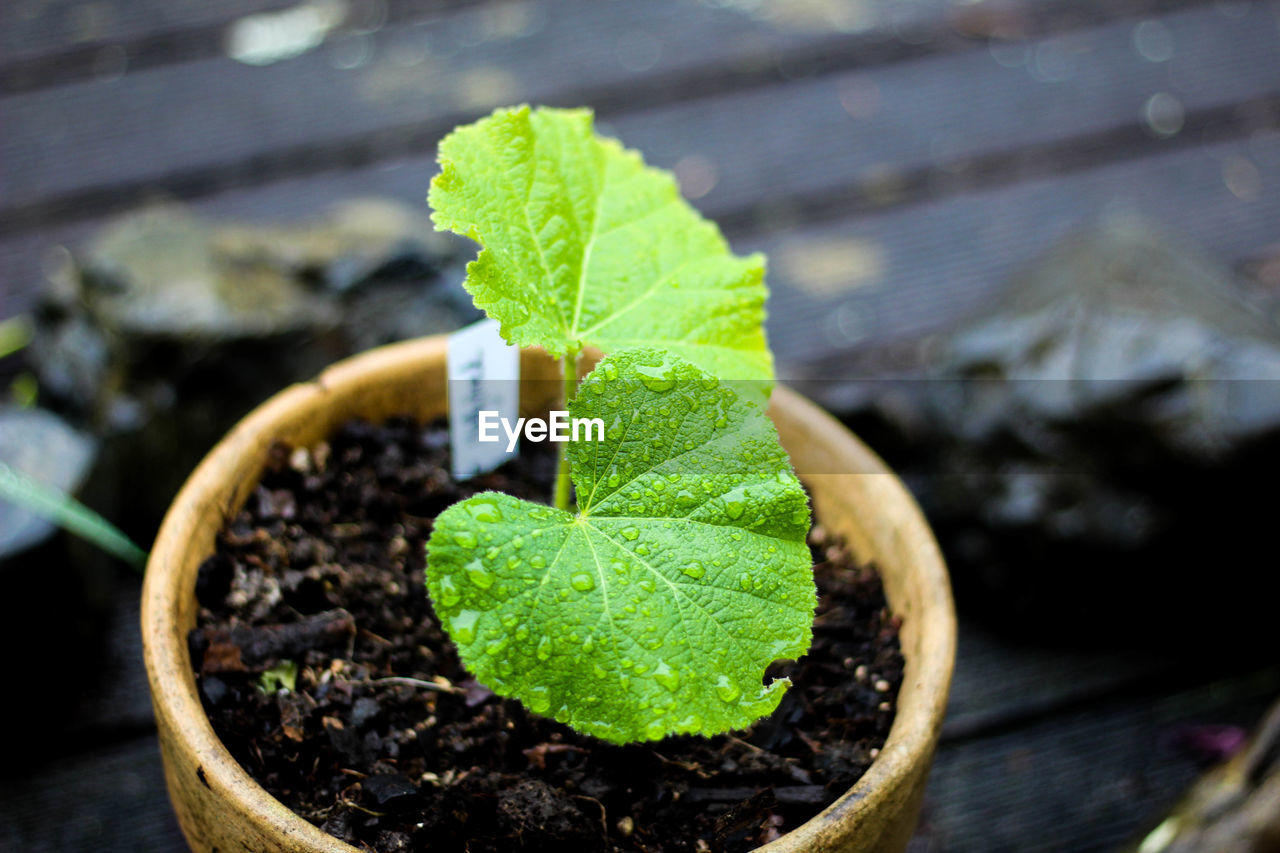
[191,417,904,852]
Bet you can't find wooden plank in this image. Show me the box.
[755,132,1280,372]
[4,129,1278,366]
[914,667,1280,852]
[611,3,1280,228]
[0,0,915,215]
[0,735,185,852]
[941,620,1174,741]
[0,0,292,65]
[0,0,1204,81]
[0,0,489,95]
[2,0,1255,223]
[69,575,157,736]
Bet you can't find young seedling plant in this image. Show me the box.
[425,105,816,744]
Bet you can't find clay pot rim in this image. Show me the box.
[142,335,955,852]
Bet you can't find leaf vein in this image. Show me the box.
[587,525,766,649]
[576,251,731,340]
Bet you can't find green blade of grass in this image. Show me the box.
[0,461,147,569]
[0,316,33,360]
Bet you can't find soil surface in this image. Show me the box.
[191,417,903,852]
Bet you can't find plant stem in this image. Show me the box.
[553,352,578,511]
[370,676,462,694]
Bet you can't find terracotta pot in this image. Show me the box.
[143,335,956,852]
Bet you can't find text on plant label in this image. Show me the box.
[478,411,605,452]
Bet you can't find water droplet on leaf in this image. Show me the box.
[437,575,461,607]
[638,373,675,393]
[715,675,741,703]
[465,560,495,589]
[527,686,551,714]
[653,661,680,692]
[466,500,503,523]
[451,610,480,644]
[722,486,748,519]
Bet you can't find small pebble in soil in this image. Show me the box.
[192,417,904,852]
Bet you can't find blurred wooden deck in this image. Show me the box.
[2,0,1279,850]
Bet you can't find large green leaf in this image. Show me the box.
[429,105,773,382]
[425,349,813,743]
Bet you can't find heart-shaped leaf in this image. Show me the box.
[425,349,813,743]
[429,105,773,383]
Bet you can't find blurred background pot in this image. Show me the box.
[142,335,956,853]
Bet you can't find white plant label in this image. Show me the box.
[448,318,520,480]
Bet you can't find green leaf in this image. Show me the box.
[257,660,299,694]
[0,461,147,569]
[429,105,773,382]
[0,315,33,360]
[426,349,813,743]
